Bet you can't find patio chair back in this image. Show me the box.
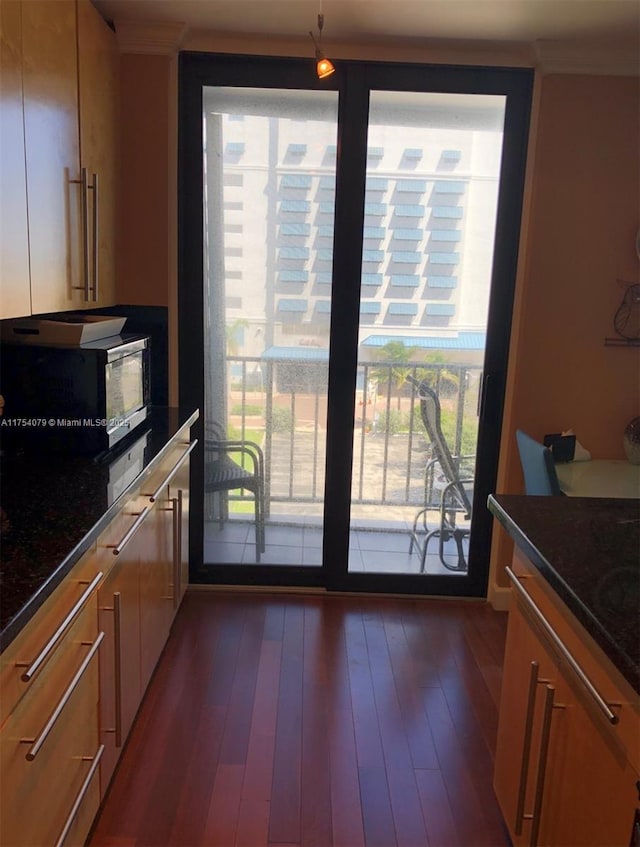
[408,376,473,517]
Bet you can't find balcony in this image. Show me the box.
[204,357,480,575]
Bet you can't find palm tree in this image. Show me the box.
[226,318,249,356]
[370,340,416,410]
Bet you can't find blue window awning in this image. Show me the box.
[388,302,418,316]
[361,332,485,351]
[364,227,385,240]
[279,223,310,236]
[364,203,386,216]
[425,303,456,316]
[360,301,382,314]
[396,179,427,193]
[434,180,466,194]
[430,230,461,243]
[225,142,245,155]
[278,246,309,259]
[392,229,422,241]
[391,252,421,264]
[403,148,423,159]
[278,270,308,283]
[394,205,424,217]
[280,200,310,213]
[361,273,383,287]
[278,299,307,313]
[427,275,458,289]
[366,177,388,192]
[315,300,332,313]
[280,174,312,189]
[363,250,384,263]
[429,253,459,265]
[389,275,420,287]
[431,206,463,220]
[261,346,329,361]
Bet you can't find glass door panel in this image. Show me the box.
[348,91,506,576]
[202,87,338,567]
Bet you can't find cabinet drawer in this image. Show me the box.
[0,553,102,726]
[510,550,640,773]
[0,629,101,847]
[140,438,195,504]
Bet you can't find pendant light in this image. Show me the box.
[309,6,335,79]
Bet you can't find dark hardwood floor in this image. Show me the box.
[89,591,510,847]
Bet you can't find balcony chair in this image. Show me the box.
[204,422,266,562]
[515,429,563,496]
[407,376,474,573]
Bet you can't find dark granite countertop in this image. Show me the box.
[0,406,199,652]
[488,493,640,694]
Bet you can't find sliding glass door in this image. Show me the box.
[178,54,532,596]
[347,91,506,579]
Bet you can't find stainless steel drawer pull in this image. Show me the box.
[108,507,151,555]
[54,744,104,847]
[148,440,198,502]
[172,490,184,610]
[91,171,99,302]
[22,632,105,761]
[113,592,123,746]
[526,684,564,847]
[515,661,541,835]
[17,572,104,683]
[506,567,619,724]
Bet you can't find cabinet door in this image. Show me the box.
[539,668,639,847]
[172,454,191,606]
[98,540,141,793]
[22,0,84,314]
[0,606,101,847]
[77,0,118,307]
[0,0,30,319]
[494,594,558,847]
[139,494,174,693]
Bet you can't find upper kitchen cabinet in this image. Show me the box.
[77,0,119,308]
[21,0,84,314]
[3,0,119,319]
[0,1,31,318]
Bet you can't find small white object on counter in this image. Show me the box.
[556,459,640,498]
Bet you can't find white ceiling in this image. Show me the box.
[93,0,640,47]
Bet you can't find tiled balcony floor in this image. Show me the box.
[203,518,467,576]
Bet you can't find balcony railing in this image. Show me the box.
[217,357,482,519]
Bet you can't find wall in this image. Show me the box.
[114,38,639,597]
[490,73,640,598]
[115,53,171,307]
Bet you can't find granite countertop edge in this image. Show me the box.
[488,493,640,694]
[0,407,199,653]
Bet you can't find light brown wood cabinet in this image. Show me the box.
[97,433,195,791]
[494,549,640,847]
[0,548,104,847]
[77,0,119,308]
[97,509,142,792]
[0,0,31,319]
[0,419,197,843]
[0,0,118,319]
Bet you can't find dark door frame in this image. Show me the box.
[178,52,533,597]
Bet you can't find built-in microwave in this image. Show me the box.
[0,335,150,453]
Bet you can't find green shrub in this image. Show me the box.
[231,404,263,416]
[376,408,410,434]
[271,407,293,432]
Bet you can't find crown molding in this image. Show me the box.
[113,19,188,54]
[535,39,640,76]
